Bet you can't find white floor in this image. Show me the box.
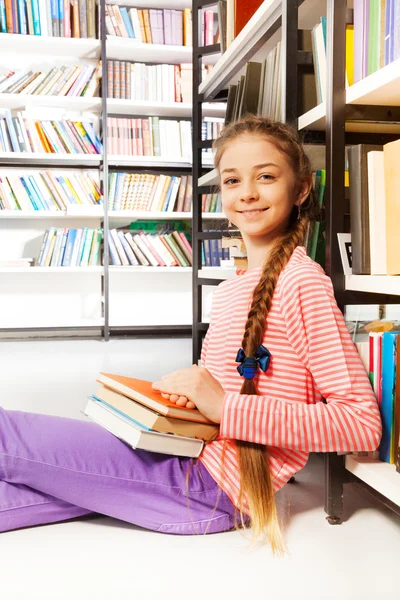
[0,338,399,600]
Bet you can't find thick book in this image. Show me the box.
[94,384,219,441]
[83,396,204,458]
[348,144,382,274]
[98,373,215,424]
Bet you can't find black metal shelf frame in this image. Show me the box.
[191,0,400,527]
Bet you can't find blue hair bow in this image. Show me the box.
[235,344,271,380]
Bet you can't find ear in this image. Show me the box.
[295,175,312,208]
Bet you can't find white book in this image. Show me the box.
[167,176,181,212]
[367,151,387,275]
[8,176,34,211]
[117,230,139,265]
[70,228,84,266]
[150,235,175,267]
[110,228,129,265]
[124,232,149,266]
[129,8,142,42]
[83,397,204,458]
[133,233,158,266]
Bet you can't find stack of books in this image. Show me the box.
[84,373,219,457]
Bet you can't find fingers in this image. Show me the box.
[161,393,195,409]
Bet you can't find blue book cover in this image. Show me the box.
[380,332,400,463]
[0,0,6,33]
[22,176,46,210]
[91,396,150,430]
[19,177,39,210]
[385,0,393,65]
[57,176,77,204]
[57,229,68,266]
[209,238,219,267]
[203,239,211,267]
[31,0,41,35]
[29,176,51,211]
[62,228,77,266]
[17,0,27,34]
[120,7,135,38]
[81,121,103,153]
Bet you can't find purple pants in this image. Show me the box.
[0,407,239,535]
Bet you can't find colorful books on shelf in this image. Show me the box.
[216,0,263,52]
[83,373,219,457]
[0,62,102,98]
[0,0,98,38]
[201,191,222,213]
[107,227,192,268]
[202,236,230,268]
[105,5,192,47]
[357,330,400,468]
[0,110,102,155]
[108,173,192,213]
[0,170,101,211]
[107,61,192,103]
[107,116,191,160]
[37,227,102,267]
[348,139,400,276]
[201,5,220,47]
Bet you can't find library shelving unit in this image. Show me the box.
[192,0,400,526]
[0,0,226,339]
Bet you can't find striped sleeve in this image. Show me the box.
[219,266,382,453]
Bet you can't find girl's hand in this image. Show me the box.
[160,392,195,409]
[152,365,225,424]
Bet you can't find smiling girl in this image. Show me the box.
[0,118,381,556]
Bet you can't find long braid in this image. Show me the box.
[212,116,320,555]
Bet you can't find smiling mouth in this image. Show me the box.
[238,208,269,214]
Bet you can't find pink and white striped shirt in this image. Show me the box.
[198,246,382,513]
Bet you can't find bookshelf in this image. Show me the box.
[192,0,400,528]
[0,0,229,338]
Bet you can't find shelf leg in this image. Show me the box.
[324,453,346,525]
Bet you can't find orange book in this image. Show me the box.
[70,0,80,38]
[142,9,152,43]
[5,0,13,33]
[137,10,147,42]
[35,123,52,153]
[383,139,400,275]
[97,373,214,424]
[234,0,263,37]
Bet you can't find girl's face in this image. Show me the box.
[219,134,301,241]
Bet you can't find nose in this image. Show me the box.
[240,181,259,203]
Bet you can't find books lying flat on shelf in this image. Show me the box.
[93,384,219,441]
[0,111,102,155]
[0,170,101,211]
[0,258,34,267]
[105,5,192,46]
[0,62,102,97]
[37,227,102,267]
[83,396,204,458]
[0,0,98,38]
[98,373,214,424]
[108,173,192,213]
[348,140,400,275]
[108,227,192,267]
[107,62,192,103]
[107,116,191,160]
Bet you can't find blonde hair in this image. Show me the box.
[213,116,319,555]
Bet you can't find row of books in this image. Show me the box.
[349,139,400,276]
[0,169,100,211]
[202,192,222,214]
[0,110,102,154]
[225,45,282,126]
[0,62,101,98]
[304,169,326,267]
[202,238,229,268]
[356,330,400,468]
[37,226,102,267]
[84,373,219,458]
[105,5,192,47]
[108,173,192,213]
[201,117,224,155]
[0,0,97,38]
[201,7,219,47]
[108,228,192,268]
[216,0,262,54]
[106,116,191,160]
[107,61,192,104]
[354,0,400,82]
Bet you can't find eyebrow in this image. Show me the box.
[221,162,280,174]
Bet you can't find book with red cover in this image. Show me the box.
[234,0,263,37]
[98,373,215,424]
